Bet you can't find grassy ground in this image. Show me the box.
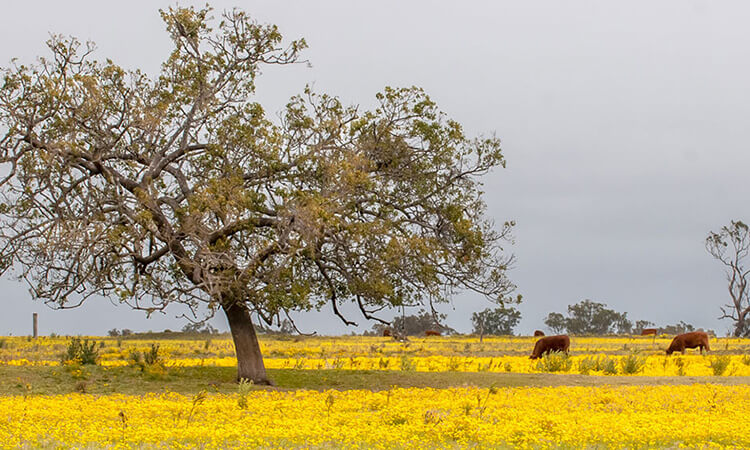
[3,364,750,397]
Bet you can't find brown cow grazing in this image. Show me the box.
[640,328,657,336]
[425,330,441,336]
[533,330,545,337]
[530,335,570,359]
[666,331,710,355]
[382,329,392,337]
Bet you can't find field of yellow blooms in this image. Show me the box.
[3,334,750,376]
[1,384,748,448]
[2,334,750,447]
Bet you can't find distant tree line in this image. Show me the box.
[109,301,702,337]
[544,300,633,335]
[368,310,457,336]
[543,300,702,336]
[107,328,133,337]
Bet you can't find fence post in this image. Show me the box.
[32,313,38,338]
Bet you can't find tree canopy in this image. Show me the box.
[544,300,631,335]
[0,6,516,382]
[471,306,521,336]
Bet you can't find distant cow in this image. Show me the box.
[640,328,657,336]
[666,331,710,355]
[425,330,441,336]
[382,329,392,337]
[530,335,570,359]
[533,330,545,337]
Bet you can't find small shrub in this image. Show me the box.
[620,353,646,375]
[61,338,100,365]
[674,357,685,376]
[399,354,416,371]
[741,355,750,366]
[579,355,618,375]
[709,355,731,376]
[128,344,162,371]
[535,352,572,372]
[503,362,513,372]
[447,357,461,371]
[128,349,144,370]
[577,357,597,375]
[144,344,161,365]
[602,358,618,375]
[237,378,253,410]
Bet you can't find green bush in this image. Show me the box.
[61,338,100,365]
[577,355,618,375]
[674,357,686,376]
[535,352,572,373]
[709,355,731,376]
[577,357,597,375]
[128,344,163,371]
[237,378,253,410]
[144,344,161,365]
[399,354,416,371]
[620,353,646,375]
[602,357,618,375]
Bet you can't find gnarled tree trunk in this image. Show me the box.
[222,302,270,385]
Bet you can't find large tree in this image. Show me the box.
[0,6,516,383]
[706,220,750,337]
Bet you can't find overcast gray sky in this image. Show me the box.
[1,1,748,336]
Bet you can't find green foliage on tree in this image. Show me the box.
[659,321,695,335]
[543,312,567,334]
[471,306,521,336]
[0,6,516,383]
[544,300,632,335]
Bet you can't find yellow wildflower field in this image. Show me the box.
[2,334,749,376]
[1,384,747,448]
[2,334,750,448]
